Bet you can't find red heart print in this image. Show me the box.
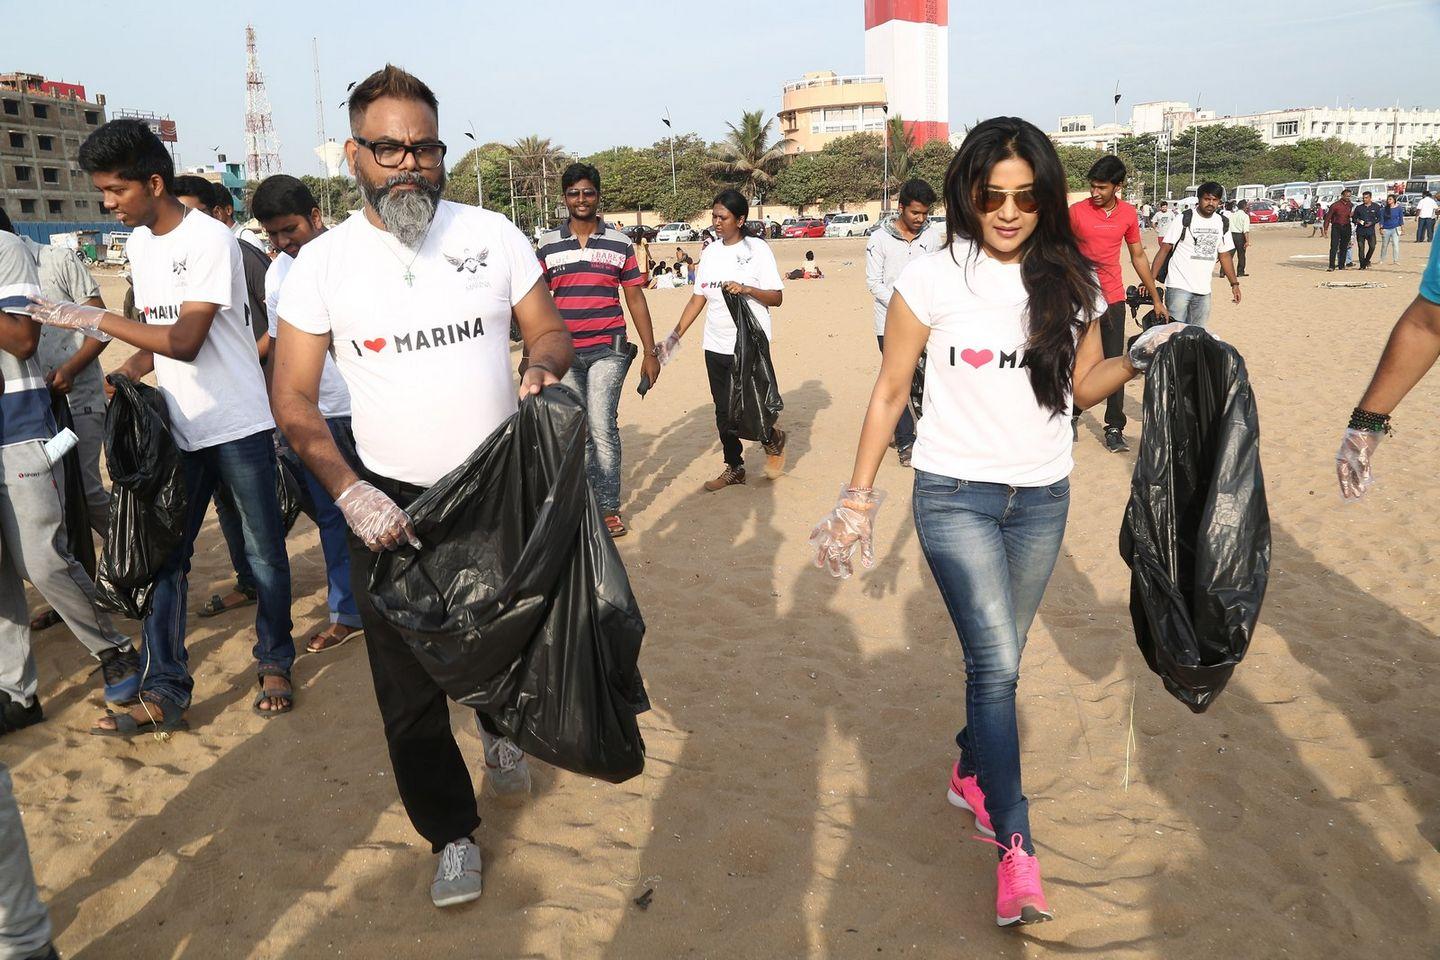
[363,338,386,353]
[961,348,993,369]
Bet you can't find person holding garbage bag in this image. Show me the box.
[270,65,574,909]
[657,189,788,491]
[808,117,1184,929]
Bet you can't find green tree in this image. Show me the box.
[1055,144,1104,191]
[582,145,668,214]
[908,140,956,199]
[506,135,571,231]
[1166,125,1267,189]
[706,110,793,220]
[884,115,916,200]
[771,152,829,213]
[817,132,885,210]
[1273,137,1370,182]
[301,175,361,219]
[1410,138,1440,173]
[445,142,511,212]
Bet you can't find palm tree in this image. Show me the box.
[886,115,916,201]
[507,135,570,226]
[706,110,793,220]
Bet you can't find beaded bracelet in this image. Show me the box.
[1348,407,1393,435]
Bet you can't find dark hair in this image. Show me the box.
[898,178,937,207]
[171,174,214,205]
[805,249,815,260]
[1197,181,1223,200]
[1239,200,1248,209]
[209,182,233,210]
[252,174,320,221]
[0,207,13,233]
[348,64,438,134]
[1086,155,1127,185]
[942,116,1100,416]
[713,188,748,223]
[77,118,174,191]
[561,162,601,193]
[1362,190,1372,198]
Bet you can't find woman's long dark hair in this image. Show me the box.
[943,117,1100,416]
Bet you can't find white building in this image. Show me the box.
[863,0,948,146]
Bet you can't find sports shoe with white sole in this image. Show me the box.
[983,833,1053,927]
[431,838,483,907]
[477,722,532,798]
[946,762,995,837]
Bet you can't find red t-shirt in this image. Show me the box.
[1069,198,1141,305]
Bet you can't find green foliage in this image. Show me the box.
[885,115,916,194]
[908,140,956,198]
[444,143,512,212]
[771,152,829,212]
[1055,145,1104,191]
[706,110,792,216]
[300,175,361,219]
[1411,138,1440,173]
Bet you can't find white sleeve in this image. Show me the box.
[182,229,235,307]
[1219,230,1236,253]
[1161,216,1184,246]
[496,217,544,307]
[275,246,330,336]
[0,237,41,314]
[865,234,889,304]
[264,260,283,338]
[752,241,783,292]
[891,257,932,326]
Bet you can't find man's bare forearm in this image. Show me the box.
[525,328,573,379]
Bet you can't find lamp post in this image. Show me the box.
[1189,94,1201,193]
[882,104,890,214]
[463,124,484,209]
[661,110,677,195]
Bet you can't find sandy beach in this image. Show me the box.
[5,225,1438,958]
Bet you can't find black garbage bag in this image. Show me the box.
[1119,328,1270,713]
[368,386,649,783]
[48,393,96,577]
[723,290,783,442]
[95,375,187,620]
[275,445,313,533]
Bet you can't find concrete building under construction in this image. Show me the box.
[0,72,108,223]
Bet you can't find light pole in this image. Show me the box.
[1189,94,1201,192]
[463,124,484,209]
[661,110,677,195]
[882,104,890,214]
[1151,136,1159,206]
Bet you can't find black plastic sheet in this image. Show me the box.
[723,290,783,442]
[1119,328,1270,713]
[48,393,95,577]
[95,375,187,620]
[368,387,648,783]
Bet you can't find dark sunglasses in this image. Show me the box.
[977,187,1039,214]
[564,188,599,199]
[353,136,447,169]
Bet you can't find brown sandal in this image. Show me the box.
[306,624,363,654]
[603,514,628,538]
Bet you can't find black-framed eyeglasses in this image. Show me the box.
[353,136,447,169]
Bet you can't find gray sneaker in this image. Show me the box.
[431,839,483,907]
[477,722,532,798]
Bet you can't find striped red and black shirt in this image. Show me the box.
[536,221,645,350]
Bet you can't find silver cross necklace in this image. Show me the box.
[375,223,433,287]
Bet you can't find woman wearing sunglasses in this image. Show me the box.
[810,117,1180,927]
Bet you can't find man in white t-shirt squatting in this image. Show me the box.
[271,65,574,909]
[1150,181,1241,328]
[30,118,297,732]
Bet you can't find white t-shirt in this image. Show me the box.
[1419,196,1438,219]
[1161,211,1235,295]
[127,208,274,451]
[277,200,542,487]
[694,237,783,353]
[265,252,351,419]
[234,222,267,252]
[893,241,1105,486]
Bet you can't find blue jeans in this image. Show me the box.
[877,335,915,447]
[561,343,634,515]
[213,483,256,594]
[1164,286,1212,328]
[141,429,294,708]
[301,418,361,628]
[912,471,1070,855]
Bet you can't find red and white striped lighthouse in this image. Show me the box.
[863,0,949,146]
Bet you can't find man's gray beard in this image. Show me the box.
[362,170,444,248]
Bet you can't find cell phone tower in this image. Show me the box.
[244,23,282,179]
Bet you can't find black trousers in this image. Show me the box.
[347,472,496,853]
[1329,224,1352,268]
[1356,229,1376,267]
[1231,232,1247,275]
[1073,302,1127,432]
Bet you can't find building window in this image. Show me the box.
[84,110,99,125]
[47,199,62,215]
[42,167,59,184]
[1274,120,1299,137]
[75,198,89,208]
[37,135,52,151]
[19,199,35,214]
[2,99,16,115]
[13,165,32,181]
[31,103,47,120]
[7,132,23,149]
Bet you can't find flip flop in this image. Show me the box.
[603,514,628,538]
[306,625,363,654]
[252,671,294,719]
[197,588,257,618]
[91,696,189,739]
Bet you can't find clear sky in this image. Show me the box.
[9,0,1440,174]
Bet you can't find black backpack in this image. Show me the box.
[1156,208,1230,284]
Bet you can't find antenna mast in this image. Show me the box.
[244,23,282,181]
[312,36,329,218]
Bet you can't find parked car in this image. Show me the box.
[743,218,782,239]
[622,224,658,243]
[781,217,802,231]
[656,222,699,243]
[825,213,872,237]
[783,218,826,239]
[1245,200,1279,224]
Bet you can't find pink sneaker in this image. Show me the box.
[946,763,995,837]
[983,833,1053,927]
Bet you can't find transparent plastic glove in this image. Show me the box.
[1127,320,1188,372]
[26,297,112,342]
[656,329,682,366]
[809,485,887,580]
[1336,428,1383,501]
[335,480,420,551]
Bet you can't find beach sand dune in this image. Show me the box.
[6,228,1437,957]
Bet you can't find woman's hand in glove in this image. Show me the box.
[335,480,421,551]
[809,486,887,580]
[1336,428,1383,501]
[656,329,683,366]
[1127,320,1188,372]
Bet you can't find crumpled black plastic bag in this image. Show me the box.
[275,445,313,533]
[723,290,783,442]
[368,386,648,783]
[1120,328,1270,713]
[95,375,187,619]
[48,393,96,577]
